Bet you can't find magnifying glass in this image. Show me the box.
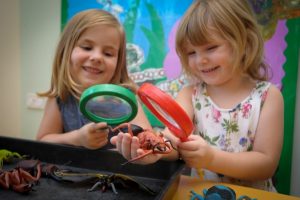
[80,83,193,141]
[79,84,138,126]
[137,83,193,142]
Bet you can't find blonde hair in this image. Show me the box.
[39,9,136,101]
[176,0,269,81]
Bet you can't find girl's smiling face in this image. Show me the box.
[185,33,238,86]
[70,24,120,90]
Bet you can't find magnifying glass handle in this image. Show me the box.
[180,137,188,142]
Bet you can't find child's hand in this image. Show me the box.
[78,122,109,149]
[110,132,162,165]
[178,134,214,169]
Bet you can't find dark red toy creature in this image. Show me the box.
[0,159,41,193]
[112,123,175,164]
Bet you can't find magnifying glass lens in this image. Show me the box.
[85,95,132,119]
[137,83,194,141]
[80,84,138,125]
[147,98,180,129]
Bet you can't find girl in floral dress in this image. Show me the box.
[111,0,283,191]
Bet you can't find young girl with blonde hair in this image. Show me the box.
[111,0,283,191]
[37,9,151,149]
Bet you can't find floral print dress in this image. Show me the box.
[191,81,276,191]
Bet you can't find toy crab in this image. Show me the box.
[112,123,175,164]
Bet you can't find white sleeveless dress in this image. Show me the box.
[191,81,276,191]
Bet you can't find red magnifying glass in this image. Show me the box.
[137,83,193,142]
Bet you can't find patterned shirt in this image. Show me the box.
[191,81,276,191]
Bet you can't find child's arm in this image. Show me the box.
[178,85,284,181]
[36,97,109,149]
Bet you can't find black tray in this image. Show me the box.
[0,136,184,200]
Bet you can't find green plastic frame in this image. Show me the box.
[80,84,138,125]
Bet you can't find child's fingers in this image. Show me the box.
[110,136,117,145]
[97,138,108,147]
[178,141,195,150]
[94,122,109,133]
[178,135,202,150]
[115,132,124,151]
[121,133,134,160]
[85,122,102,133]
[130,136,140,159]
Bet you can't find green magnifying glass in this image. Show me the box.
[79,84,138,126]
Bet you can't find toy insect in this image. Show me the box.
[42,164,157,195]
[86,173,157,195]
[0,149,24,168]
[0,159,41,193]
[190,185,257,200]
[111,123,175,164]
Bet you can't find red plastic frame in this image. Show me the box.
[138,83,193,141]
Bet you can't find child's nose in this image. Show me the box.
[197,54,208,65]
[197,54,208,64]
[90,50,102,63]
